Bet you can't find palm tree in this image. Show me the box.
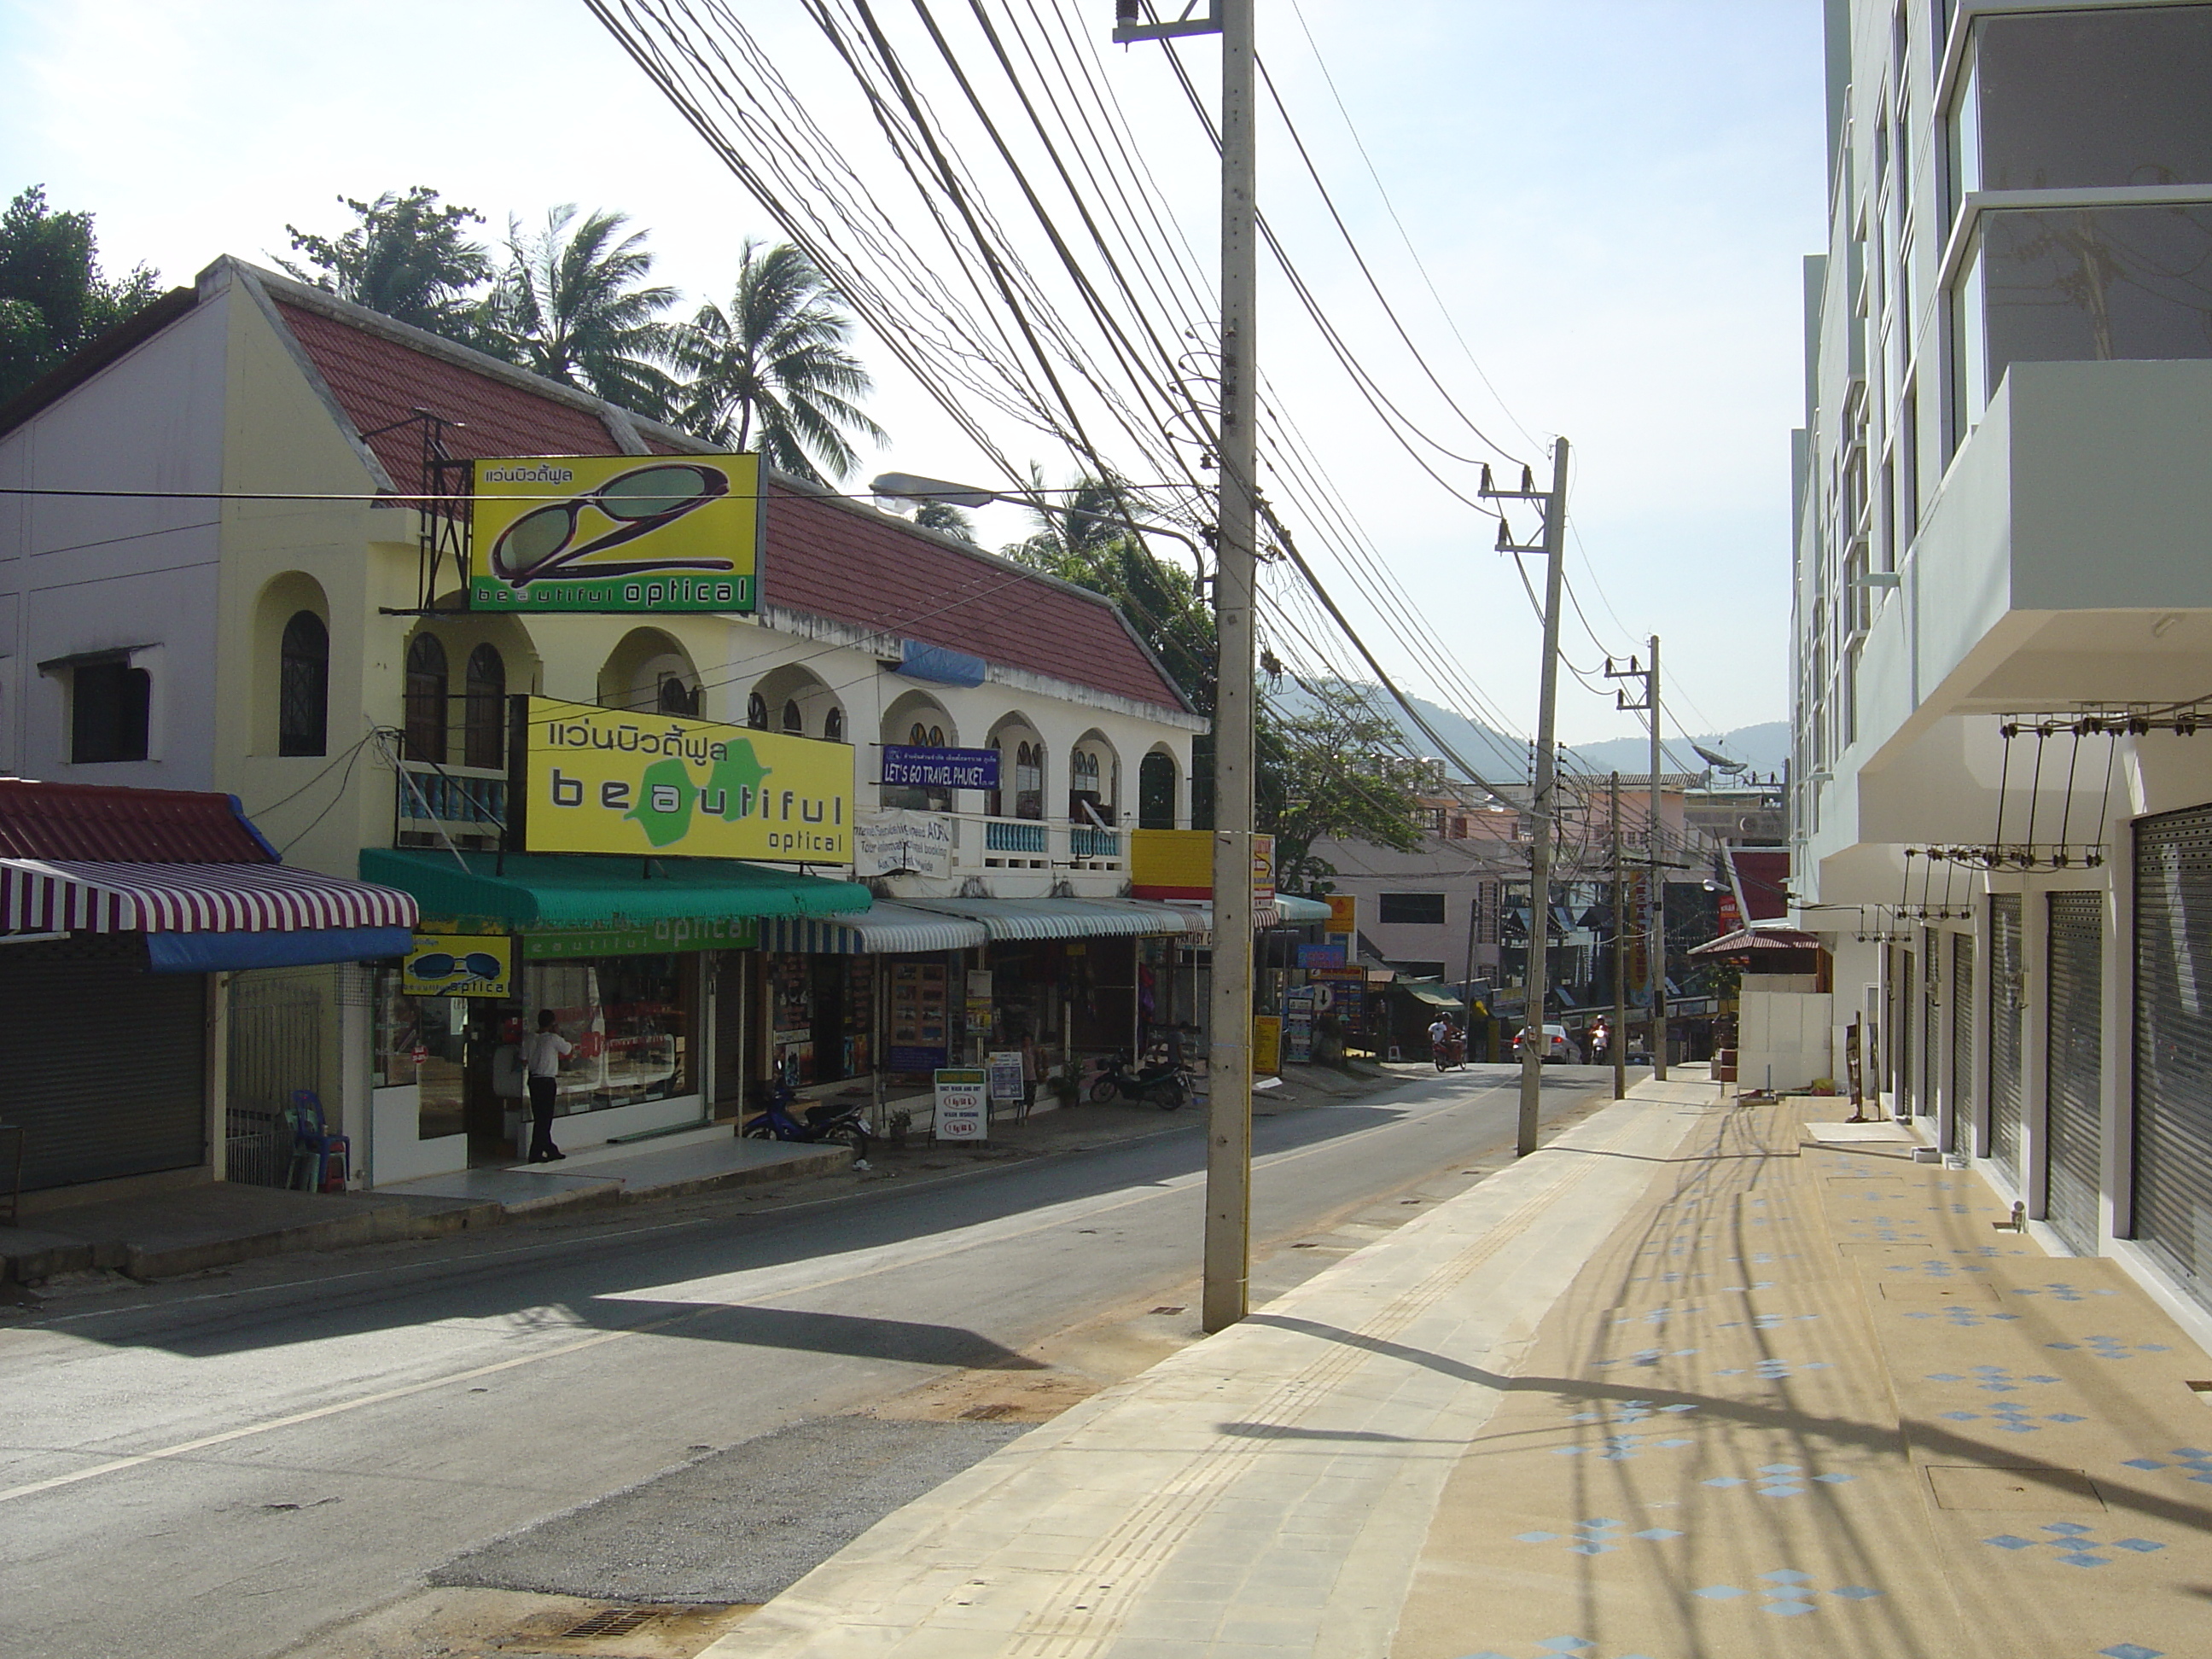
[672,241,886,483]
[486,205,678,418]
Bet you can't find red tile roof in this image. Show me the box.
[0,782,274,863]
[276,302,619,497]
[271,288,1186,712]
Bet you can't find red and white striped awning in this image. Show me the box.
[0,859,420,934]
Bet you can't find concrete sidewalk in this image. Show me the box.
[704,1076,2212,1659]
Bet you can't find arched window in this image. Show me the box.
[783,699,804,735]
[1139,753,1178,830]
[1014,741,1044,819]
[748,691,769,729]
[278,611,329,757]
[463,644,505,769]
[911,720,946,748]
[1069,748,1102,822]
[824,707,845,743]
[659,674,698,717]
[404,633,447,763]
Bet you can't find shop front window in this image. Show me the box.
[521,955,695,1112]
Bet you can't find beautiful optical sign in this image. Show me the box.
[468,454,763,614]
[518,697,853,864]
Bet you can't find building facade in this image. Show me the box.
[0,257,1201,1192]
[1790,2,2212,1316]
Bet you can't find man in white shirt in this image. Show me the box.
[521,1009,573,1162]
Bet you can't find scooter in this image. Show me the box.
[1089,1052,1191,1110]
[742,1080,874,1165]
[1431,1032,1467,1072]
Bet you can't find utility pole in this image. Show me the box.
[1484,441,1569,1159]
[1647,634,1667,1080]
[1116,0,1255,1332]
[1610,771,1627,1100]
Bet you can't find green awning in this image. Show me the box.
[1400,980,1467,1011]
[360,849,871,930]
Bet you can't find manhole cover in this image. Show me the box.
[566,1609,661,1639]
[1926,1465,2105,1511]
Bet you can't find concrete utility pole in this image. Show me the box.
[1647,634,1668,1080]
[1611,771,1627,1101]
[1484,442,1569,1159]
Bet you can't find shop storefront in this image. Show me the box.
[361,849,869,1177]
[0,782,417,1199]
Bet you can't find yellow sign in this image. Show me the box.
[1132,829,1278,911]
[1251,834,1276,909]
[1252,1014,1282,1075]
[519,696,853,864]
[403,933,514,998]
[1326,894,1357,936]
[469,453,761,614]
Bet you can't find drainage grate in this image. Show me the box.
[563,1608,660,1639]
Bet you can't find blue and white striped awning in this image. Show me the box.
[757,899,988,956]
[897,896,1202,941]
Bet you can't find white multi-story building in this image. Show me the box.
[1791,1,2212,1309]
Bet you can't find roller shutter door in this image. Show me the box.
[0,958,205,1191]
[1989,894,2024,1181]
[2133,806,2212,1303]
[2044,892,2104,1255]
[1949,934,1975,1155]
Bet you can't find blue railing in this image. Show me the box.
[1070,825,1121,859]
[985,818,1049,854]
[399,766,506,826]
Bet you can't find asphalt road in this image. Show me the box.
[0,1064,1617,1659]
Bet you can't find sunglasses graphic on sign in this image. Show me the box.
[410,952,506,982]
[488,463,734,588]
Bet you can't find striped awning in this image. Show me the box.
[0,859,420,934]
[896,896,1201,942]
[759,900,990,956]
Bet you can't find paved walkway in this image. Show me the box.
[704,1077,2212,1659]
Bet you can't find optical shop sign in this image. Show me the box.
[520,697,853,863]
[469,454,763,614]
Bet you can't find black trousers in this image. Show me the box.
[527,1075,560,1161]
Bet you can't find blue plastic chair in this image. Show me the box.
[285,1091,351,1192]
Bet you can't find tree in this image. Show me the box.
[915,501,976,541]
[0,186,162,405]
[1004,471,1429,888]
[484,204,679,418]
[278,187,492,341]
[672,241,885,483]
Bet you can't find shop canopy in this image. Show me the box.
[760,899,989,956]
[1155,894,1331,932]
[897,895,1200,941]
[1398,980,1467,1011]
[1273,894,1335,924]
[362,848,870,929]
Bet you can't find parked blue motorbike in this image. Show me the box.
[742,1080,874,1166]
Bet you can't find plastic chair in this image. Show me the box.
[285,1091,351,1192]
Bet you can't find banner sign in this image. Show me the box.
[520,917,757,959]
[881,745,999,791]
[518,696,852,864]
[853,808,956,880]
[933,1068,989,1141]
[1297,942,1346,969]
[403,933,514,998]
[469,453,762,614]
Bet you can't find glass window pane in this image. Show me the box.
[1976,7,2212,190]
[1977,205,2212,382]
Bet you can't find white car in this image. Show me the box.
[1513,1022,1581,1064]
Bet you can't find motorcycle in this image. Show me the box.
[1089,1051,1191,1111]
[742,1080,874,1166]
[1431,1031,1467,1072]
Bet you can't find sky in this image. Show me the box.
[0,1,1824,754]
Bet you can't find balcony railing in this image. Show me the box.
[1069,825,1121,863]
[396,760,506,849]
[984,817,1050,867]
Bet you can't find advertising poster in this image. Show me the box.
[987,1050,1027,1103]
[469,453,762,614]
[1252,1015,1282,1076]
[934,1068,989,1141]
[519,696,852,864]
[403,934,513,998]
[853,808,956,879]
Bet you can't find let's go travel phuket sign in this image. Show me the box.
[518,697,852,863]
[469,454,764,614]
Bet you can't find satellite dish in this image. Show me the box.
[1691,742,1745,772]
